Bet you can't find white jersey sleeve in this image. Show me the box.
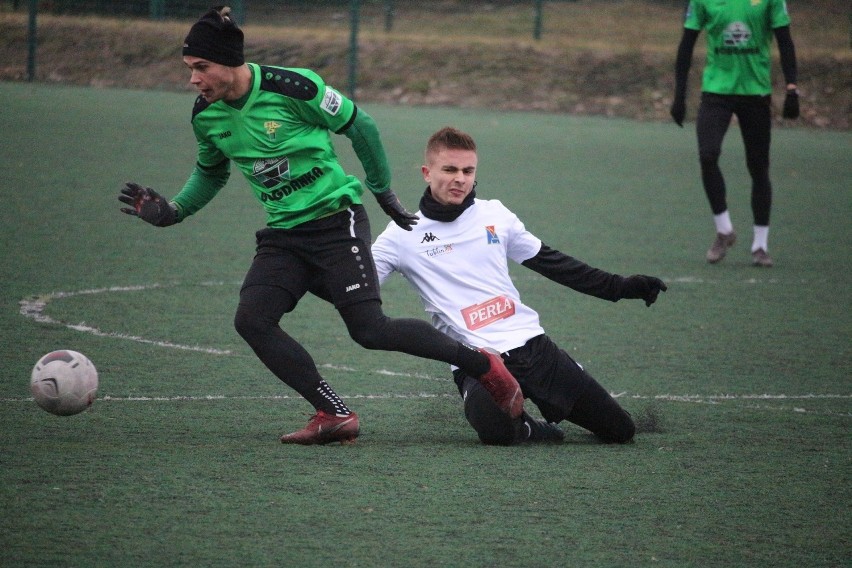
[371,198,545,353]
[372,219,399,286]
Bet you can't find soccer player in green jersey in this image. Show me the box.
[670,0,799,267]
[118,6,524,445]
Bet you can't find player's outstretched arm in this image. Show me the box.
[521,244,666,306]
[521,244,625,300]
[118,182,179,227]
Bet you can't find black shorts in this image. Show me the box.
[454,334,593,423]
[453,334,634,442]
[241,205,381,309]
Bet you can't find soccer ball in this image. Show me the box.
[30,350,98,416]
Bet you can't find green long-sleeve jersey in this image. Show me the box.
[685,0,791,95]
[173,63,391,228]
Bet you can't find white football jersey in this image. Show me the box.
[372,198,545,353]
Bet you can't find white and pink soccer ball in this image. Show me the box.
[30,350,98,416]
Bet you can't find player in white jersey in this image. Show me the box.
[372,127,667,445]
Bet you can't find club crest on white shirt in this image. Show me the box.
[485,226,500,244]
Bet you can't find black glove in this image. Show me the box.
[118,182,178,227]
[670,97,686,127]
[375,189,419,231]
[782,88,800,119]
[621,275,668,307]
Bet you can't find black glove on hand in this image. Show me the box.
[118,182,178,227]
[670,97,686,127]
[782,89,800,119]
[622,275,668,307]
[375,189,419,231]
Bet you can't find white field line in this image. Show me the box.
[15,283,851,416]
[621,393,852,417]
[3,393,848,402]
[0,393,454,403]
[3,393,850,416]
[613,392,852,403]
[19,283,234,355]
[19,276,781,355]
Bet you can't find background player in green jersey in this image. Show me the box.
[118,6,524,445]
[670,0,799,267]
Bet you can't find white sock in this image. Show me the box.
[713,211,734,235]
[752,226,769,252]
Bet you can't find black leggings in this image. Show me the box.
[459,374,635,445]
[696,93,773,226]
[234,290,478,402]
[233,207,487,409]
[455,335,635,445]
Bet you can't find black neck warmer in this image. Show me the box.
[418,186,477,222]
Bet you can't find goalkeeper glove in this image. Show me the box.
[782,88,800,119]
[118,182,178,227]
[621,275,668,307]
[375,189,419,231]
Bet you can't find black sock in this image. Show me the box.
[313,380,351,416]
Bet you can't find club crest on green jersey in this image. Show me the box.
[723,22,751,46]
[253,156,290,189]
[265,121,282,140]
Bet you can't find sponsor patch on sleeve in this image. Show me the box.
[320,87,342,116]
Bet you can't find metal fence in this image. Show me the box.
[11,0,606,91]
[8,1,689,27]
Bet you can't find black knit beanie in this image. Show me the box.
[182,6,244,67]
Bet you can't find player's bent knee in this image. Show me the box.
[600,416,636,444]
[234,286,297,342]
[340,301,392,350]
[463,378,518,445]
[233,313,254,342]
[233,307,270,343]
[613,422,636,444]
[347,326,385,350]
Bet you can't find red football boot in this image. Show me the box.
[477,348,524,419]
[280,410,360,445]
